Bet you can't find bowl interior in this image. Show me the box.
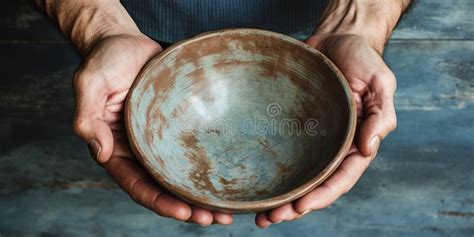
[126,30,352,209]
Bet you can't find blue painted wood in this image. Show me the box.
[0,40,472,236]
[0,0,64,42]
[0,0,473,236]
[392,0,474,40]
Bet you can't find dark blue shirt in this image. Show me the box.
[121,0,329,43]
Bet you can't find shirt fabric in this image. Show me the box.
[121,0,329,43]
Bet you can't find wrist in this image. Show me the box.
[40,0,143,55]
[310,0,410,54]
[68,1,143,55]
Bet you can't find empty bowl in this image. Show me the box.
[125,29,356,212]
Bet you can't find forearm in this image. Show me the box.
[36,0,142,55]
[311,0,412,54]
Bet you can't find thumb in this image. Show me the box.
[73,71,114,163]
[357,74,397,158]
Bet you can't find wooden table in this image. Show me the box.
[1,0,473,236]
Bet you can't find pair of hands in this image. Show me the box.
[73,33,396,227]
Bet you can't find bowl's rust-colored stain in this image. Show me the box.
[125,29,357,212]
[181,132,249,199]
[218,177,238,185]
[255,189,270,196]
[276,161,291,175]
[142,66,174,144]
[181,132,218,194]
[259,139,278,157]
[222,145,242,154]
[170,100,190,119]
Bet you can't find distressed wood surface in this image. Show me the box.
[391,0,474,40]
[0,0,473,236]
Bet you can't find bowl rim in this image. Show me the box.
[125,28,357,212]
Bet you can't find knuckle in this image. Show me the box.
[129,193,141,204]
[342,185,352,195]
[149,193,161,210]
[339,183,351,196]
[321,203,331,210]
[128,179,147,205]
[392,75,398,91]
[72,118,88,137]
[73,69,87,88]
[321,184,337,201]
[130,178,145,194]
[130,194,147,209]
[73,67,105,91]
[268,213,280,223]
[388,115,397,132]
[374,70,397,92]
[338,168,352,195]
[128,185,146,207]
[379,69,396,81]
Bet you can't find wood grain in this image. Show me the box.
[0,0,472,236]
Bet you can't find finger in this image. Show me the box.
[213,212,233,225]
[357,70,397,157]
[347,144,358,156]
[108,122,125,132]
[104,110,123,123]
[294,151,371,214]
[112,130,128,142]
[106,90,128,105]
[294,209,311,220]
[153,193,193,221]
[187,207,213,226]
[105,103,124,113]
[73,70,113,163]
[267,203,300,224]
[104,156,192,221]
[255,212,273,229]
[111,140,134,158]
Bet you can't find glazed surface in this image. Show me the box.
[126,30,354,211]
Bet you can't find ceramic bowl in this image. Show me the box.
[125,29,356,213]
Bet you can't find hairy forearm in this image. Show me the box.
[312,0,412,54]
[36,0,142,55]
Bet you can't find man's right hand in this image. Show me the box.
[73,33,233,226]
[37,0,233,226]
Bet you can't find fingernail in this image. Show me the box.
[370,136,380,158]
[90,139,101,161]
